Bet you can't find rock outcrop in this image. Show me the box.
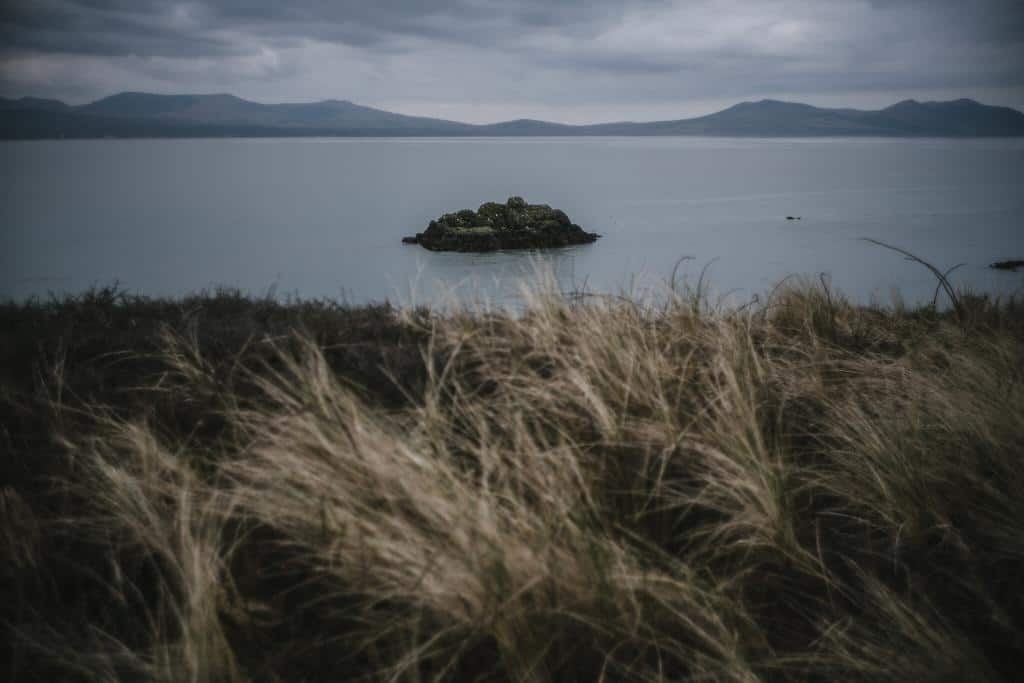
[403,197,600,252]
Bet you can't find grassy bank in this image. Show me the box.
[2,276,1023,681]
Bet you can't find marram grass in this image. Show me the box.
[2,274,1022,681]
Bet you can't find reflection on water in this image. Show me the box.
[397,245,598,310]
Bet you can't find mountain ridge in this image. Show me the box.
[2,92,1022,138]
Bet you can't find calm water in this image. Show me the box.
[2,137,1022,307]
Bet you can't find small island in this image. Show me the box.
[403,196,600,251]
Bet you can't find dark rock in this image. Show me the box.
[990,260,1024,271]
[786,216,802,220]
[402,197,600,252]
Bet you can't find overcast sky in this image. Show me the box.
[1,0,1022,123]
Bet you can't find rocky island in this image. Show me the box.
[402,197,600,251]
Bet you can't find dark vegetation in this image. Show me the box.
[2,274,1023,681]
[403,197,600,251]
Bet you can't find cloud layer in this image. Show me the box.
[2,0,1022,122]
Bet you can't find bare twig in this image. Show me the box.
[861,238,964,323]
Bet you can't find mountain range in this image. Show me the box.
[2,92,1023,138]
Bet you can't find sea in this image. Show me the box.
[3,136,1022,308]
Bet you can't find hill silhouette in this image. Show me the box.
[2,92,1022,138]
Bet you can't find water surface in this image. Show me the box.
[3,137,1022,306]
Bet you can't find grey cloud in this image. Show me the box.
[0,0,666,55]
[867,0,1024,42]
[0,1,239,57]
[0,0,1021,119]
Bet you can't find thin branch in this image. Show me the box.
[861,238,964,323]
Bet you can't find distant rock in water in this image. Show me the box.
[403,197,600,252]
[990,260,1024,271]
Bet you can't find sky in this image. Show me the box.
[1,0,1022,124]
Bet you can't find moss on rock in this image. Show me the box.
[403,197,600,252]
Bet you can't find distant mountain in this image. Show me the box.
[476,118,579,135]
[0,96,71,112]
[867,99,1024,136]
[571,99,1024,136]
[637,99,884,136]
[2,92,1022,138]
[75,92,475,134]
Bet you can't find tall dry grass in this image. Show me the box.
[2,273,1022,681]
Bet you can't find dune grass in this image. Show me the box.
[2,274,1022,681]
